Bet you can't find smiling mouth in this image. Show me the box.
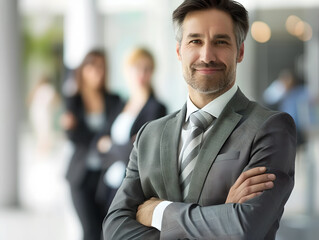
[196,68,224,74]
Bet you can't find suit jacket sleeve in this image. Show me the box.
[103,124,160,240]
[160,112,296,240]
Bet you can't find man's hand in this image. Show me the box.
[137,167,275,227]
[226,167,276,204]
[136,197,163,227]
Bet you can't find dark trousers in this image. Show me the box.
[70,171,105,240]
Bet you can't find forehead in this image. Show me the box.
[86,55,104,64]
[132,57,152,66]
[129,55,152,66]
[182,8,235,38]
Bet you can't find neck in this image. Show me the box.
[130,87,150,103]
[188,84,234,109]
[81,87,104,113]
[124,87,150,115]
[82,87,102,98]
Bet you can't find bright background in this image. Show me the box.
[1,0,319,239]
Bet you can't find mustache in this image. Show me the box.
[192,62,226,69]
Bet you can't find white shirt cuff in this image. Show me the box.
[151,200,172,231]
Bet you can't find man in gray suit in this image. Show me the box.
[103,0,296,239]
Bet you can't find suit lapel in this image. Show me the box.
[186,89,249,203]
[160,105,186,202]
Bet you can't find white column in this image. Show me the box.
[305,11,319,99]
[0,0,20,207]
[304,8,319,219]
[64,0,104,69]
[147,0,188,113]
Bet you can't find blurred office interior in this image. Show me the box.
[0,0,319,239]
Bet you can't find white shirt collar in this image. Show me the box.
[186,84,238,121]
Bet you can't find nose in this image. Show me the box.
[200,43,216,63]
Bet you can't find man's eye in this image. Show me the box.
[190,40,201,44]
[216,40,228,45]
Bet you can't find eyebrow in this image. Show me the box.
[186,33,204,39]
[186,33,232,41]
[214,34,231,40]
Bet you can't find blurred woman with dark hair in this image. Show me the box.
[60,50,122,240]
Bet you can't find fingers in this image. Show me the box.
[226,167,277,204]
[238,192,262,204]
[239,173,276,189]
[232,167,267,188]
[239,180,274,198]
[136,198,162,227]
[236,172,275,194]
[237,179,275,203]
[137,198,160,211]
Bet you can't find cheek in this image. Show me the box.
[144,71,152,81]
[83,66,101,79]
[82,66,91,79]
[138,72,152,86]
[217,50,237,67]
[180,45,198,62]
[83,69,104,88]
[128,68,140,81]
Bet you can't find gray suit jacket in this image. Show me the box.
[103,89,296,240]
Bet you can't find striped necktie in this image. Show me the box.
[179,110,214,200]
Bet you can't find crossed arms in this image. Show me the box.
[103,112,296,240]
[136,167,276,227]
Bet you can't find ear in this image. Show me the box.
[176,42,181,61]
[237,43,244,63]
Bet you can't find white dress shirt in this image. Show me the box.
[151,84,238,231]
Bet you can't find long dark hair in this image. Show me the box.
[75,49,108,94]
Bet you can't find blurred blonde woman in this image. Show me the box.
[95,47,167,215]
[60,50,122,240]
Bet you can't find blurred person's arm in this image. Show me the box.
[60,110,95,145]
[97,97,167,170]
[97,135,133,169]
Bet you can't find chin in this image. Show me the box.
[198,88,222,95]
[196,83,233,96]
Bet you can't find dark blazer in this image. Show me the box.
[103,89,296,240]
[64,92,123,187]
[100,94,167,169]
[95,95,167,210]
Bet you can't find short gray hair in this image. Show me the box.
[172,0,249,50]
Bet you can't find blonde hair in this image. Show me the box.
[125,48,155,71]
